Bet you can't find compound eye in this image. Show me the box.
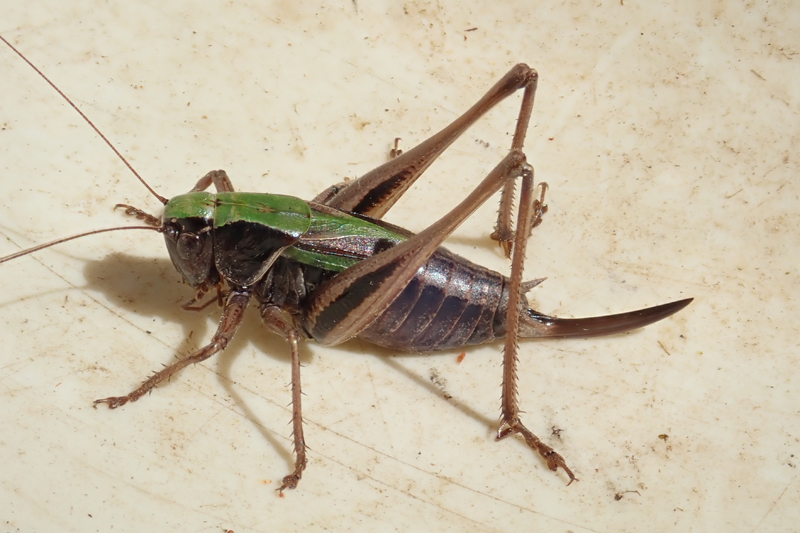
[164,220,181,242]
[177,232,204,259]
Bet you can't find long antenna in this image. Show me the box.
[0,34,168,205]
[0,226,162,264]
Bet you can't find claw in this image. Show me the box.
[93,396,131,409]
[520,298,693,338]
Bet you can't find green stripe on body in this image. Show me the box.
[214,192,312,238]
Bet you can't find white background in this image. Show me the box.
[1,1,798,531]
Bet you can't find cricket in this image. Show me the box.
[0,34,692,493]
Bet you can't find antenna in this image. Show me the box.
[0,34,168,205]
[0,226,162,264]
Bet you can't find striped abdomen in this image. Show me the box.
[356,247,515,352]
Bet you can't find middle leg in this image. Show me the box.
[260,305,308,494]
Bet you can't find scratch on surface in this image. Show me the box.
[188,405,226,445]
[212,353,599,529]
[296,417,599,532]
[756,481,793,530]
[658,340,671,355]
[368,364,395,453]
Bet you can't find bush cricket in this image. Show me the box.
[0,34,691,493]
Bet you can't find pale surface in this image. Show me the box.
[0,2,798,532]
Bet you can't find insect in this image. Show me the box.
[0,35,692,493]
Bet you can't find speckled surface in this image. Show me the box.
[1,2,798,531]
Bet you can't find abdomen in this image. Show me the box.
[356,247,513,352]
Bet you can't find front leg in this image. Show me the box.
[94,290,250,408]
[260,305,307,494]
